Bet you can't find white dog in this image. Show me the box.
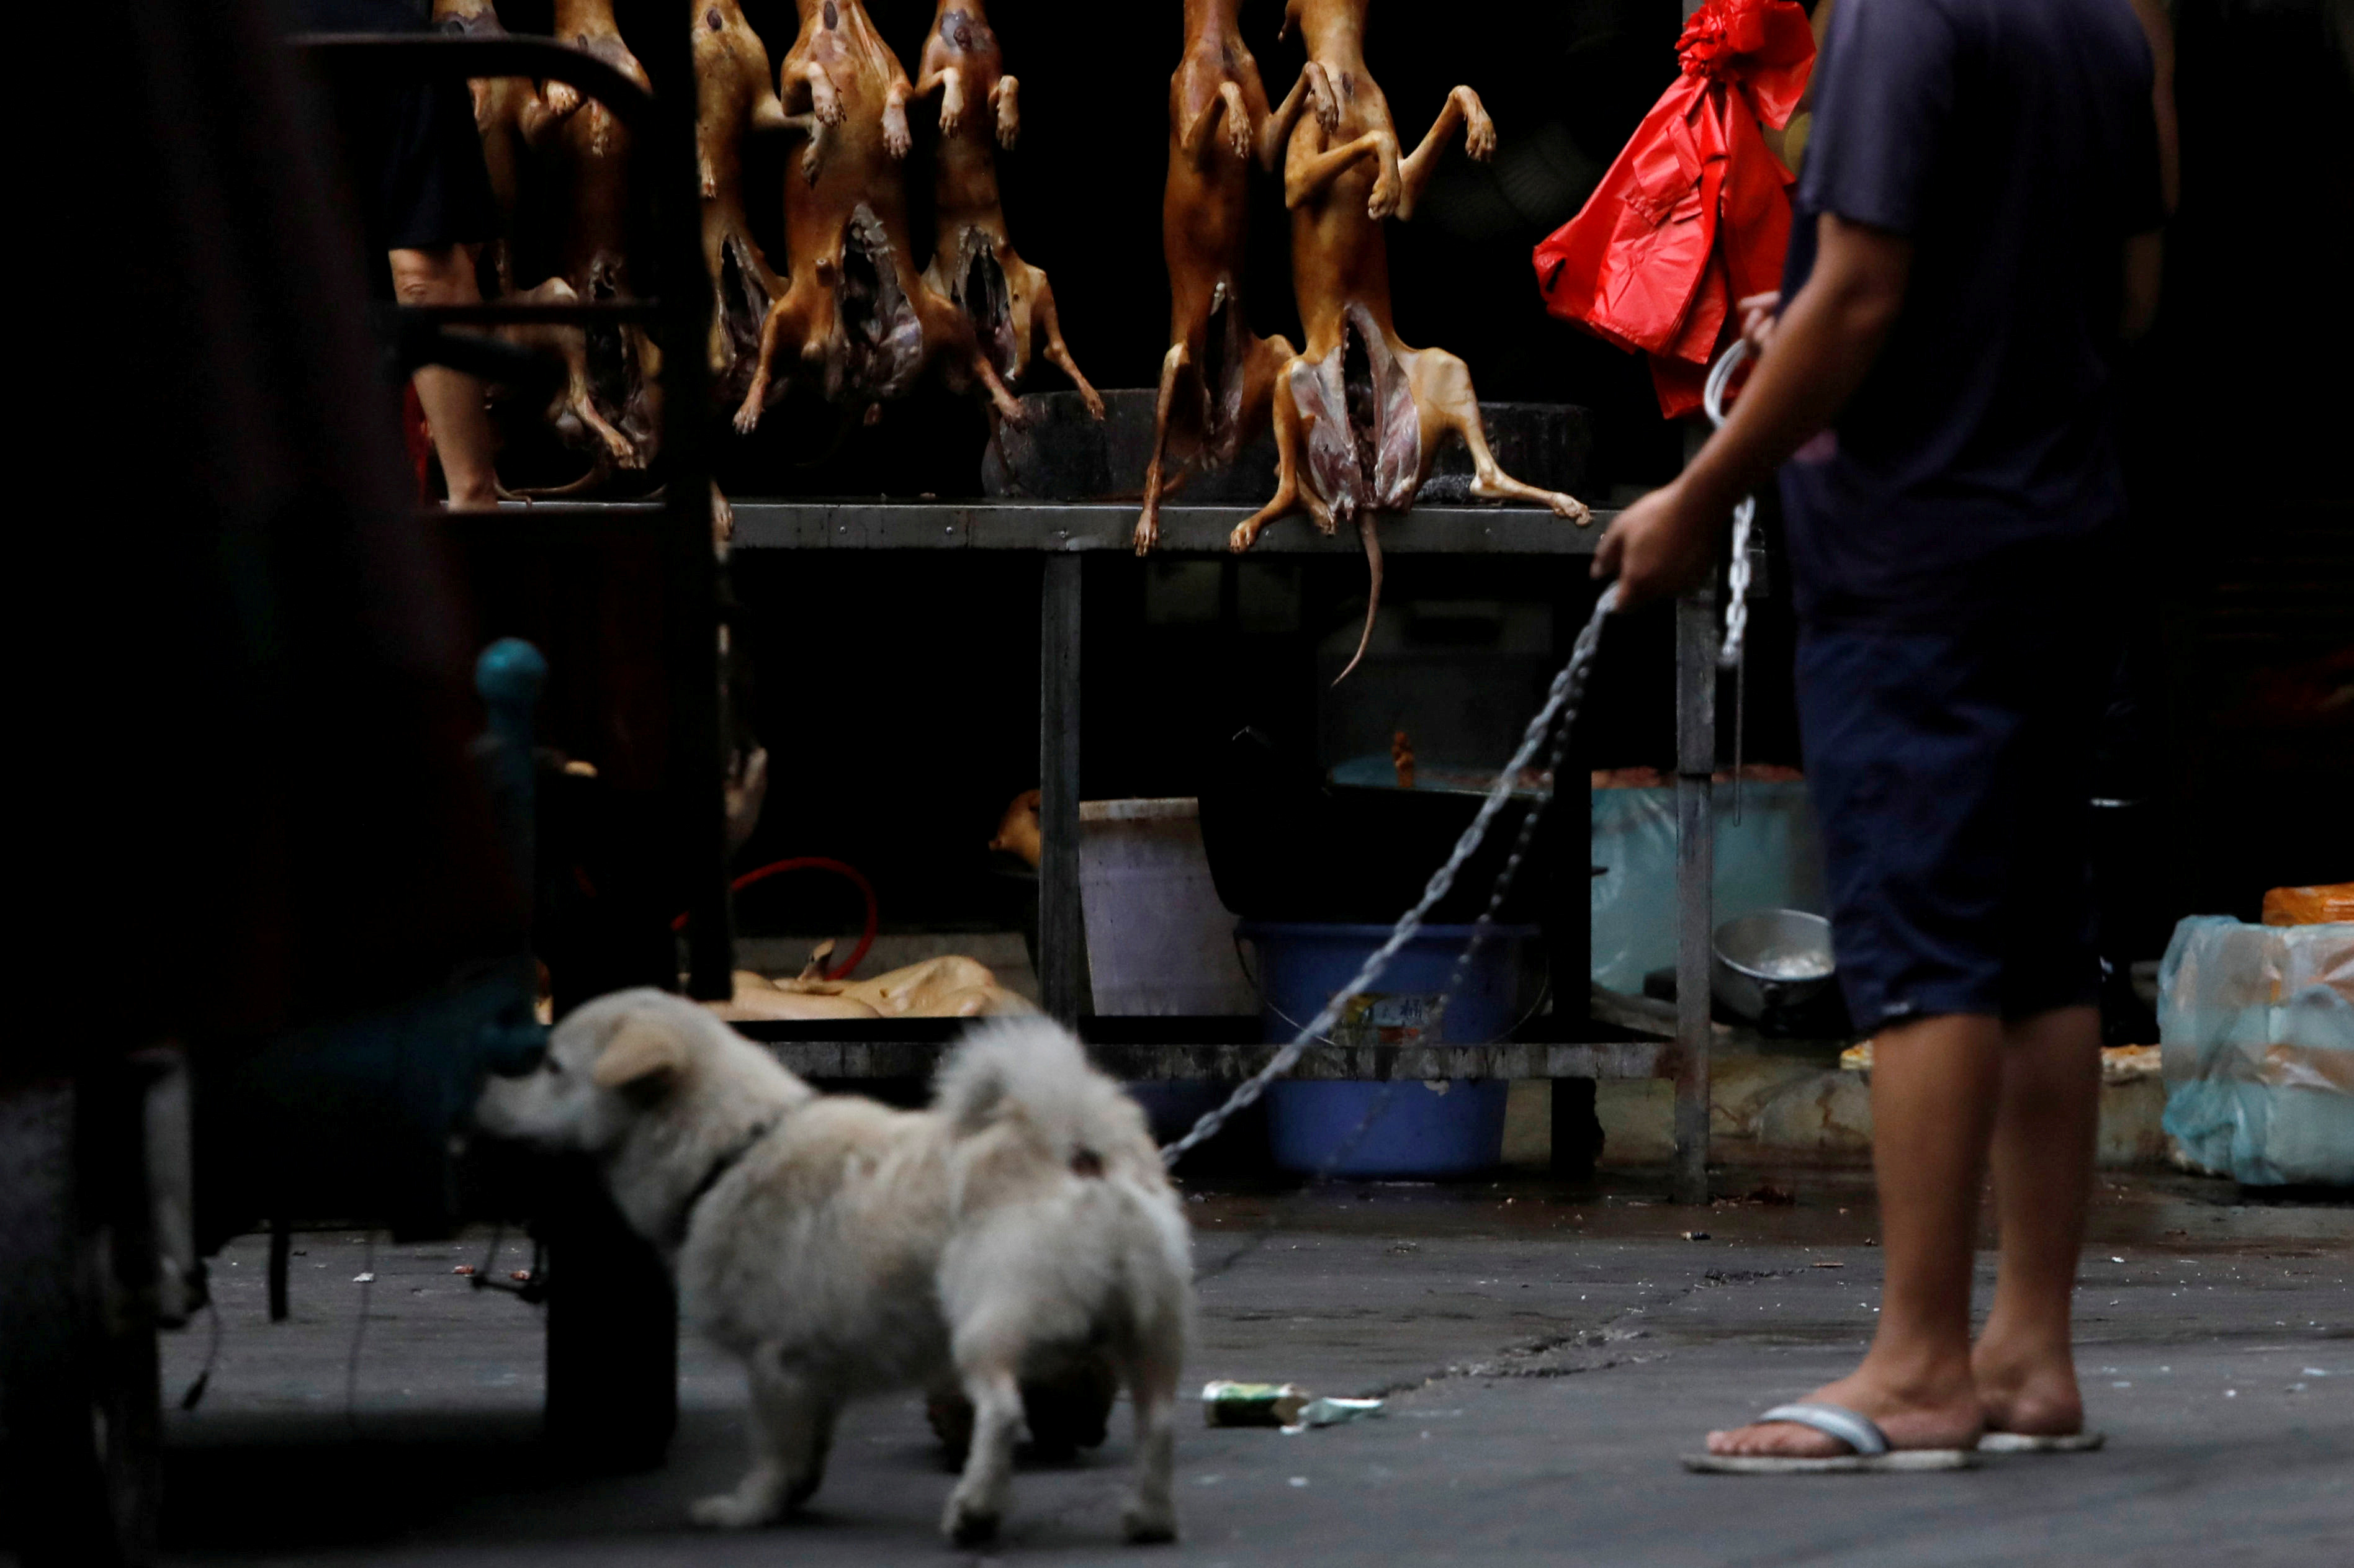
[475,988,1192,1545]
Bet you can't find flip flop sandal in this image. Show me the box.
[1979,1430,2106,1453]
[1682,1402,1980,1474]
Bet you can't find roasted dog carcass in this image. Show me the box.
[1134,0,1334,552]
[914,0,1103,417]
[1238,0,1591,679]
[694,0,793,405]
[532,0,662,480]
[731,0,1023,431]
[430,1,642,483]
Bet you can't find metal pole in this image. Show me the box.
[1038,554,1087,1025]
[640,11,732,1000]
[1673,582,1717,1204]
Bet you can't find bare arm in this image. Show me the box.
[2126,0,2179,214]
[1595,213,1913,607]
[2118,0,2172,344]
[2120,231,2162,344]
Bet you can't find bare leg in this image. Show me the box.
[943,1355,1023,1546]
[390,244,500,508]
[1706,1013,1997,1456]
[1974,1003,2101,1435]
[1121,1349,1181,1544]
[690,1356,837,1528]
[1137,342,1190,553]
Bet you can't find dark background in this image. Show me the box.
[478,1,2347,951]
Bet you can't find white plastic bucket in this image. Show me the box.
[1080,798,1256,1016]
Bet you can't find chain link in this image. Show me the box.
[1161,586,1620,1165]
[1703,339,1757,671]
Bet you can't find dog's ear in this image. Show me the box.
[591,1014,690,1094]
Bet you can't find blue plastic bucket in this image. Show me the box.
[1239,921,1534,1178]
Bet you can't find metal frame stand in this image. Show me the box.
[1038,555,1087,1025]
[717,500,1717,1194]
[1673,584,1718,1205]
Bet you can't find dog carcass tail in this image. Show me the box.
[1332,510,1383,686]
[934,1017,1151,1176]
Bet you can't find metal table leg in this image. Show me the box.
[1673,584,1717,1204]
[1038,555,1087,1026]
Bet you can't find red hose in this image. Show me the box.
[672,856,878,980]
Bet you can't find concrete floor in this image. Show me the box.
[156,1165,2352,1567]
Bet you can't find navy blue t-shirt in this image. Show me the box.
[1778,0,2163,629]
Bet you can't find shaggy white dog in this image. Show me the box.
[475,988,1192,1545]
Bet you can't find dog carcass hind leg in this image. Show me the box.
[1137,342,1190,552]
[1413,347,1591,521]
[1229,372,1310,552]
[1027,269,1103,420]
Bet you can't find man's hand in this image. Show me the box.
[1590,477,1724,611]
[1738,291,1782,354]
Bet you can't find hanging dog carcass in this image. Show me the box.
[1133,0,1336,552]
[1238,0,1591,681]
[730,0,1023,430]
[693,0,794,405]
[913,0,1103,419]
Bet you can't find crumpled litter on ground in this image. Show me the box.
[1202,1381,1386,1433]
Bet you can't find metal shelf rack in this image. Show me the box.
[699,498,1722,1199]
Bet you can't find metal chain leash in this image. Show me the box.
[1704,338,1756,672]
[1186,605,1597,1278]
[1161,585,1620,1166]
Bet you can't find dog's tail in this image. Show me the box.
[934,1017,1160,1181]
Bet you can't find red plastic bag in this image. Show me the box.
[1533,0,1814,418]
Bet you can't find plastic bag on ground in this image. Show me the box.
[2159,915,2353,1185]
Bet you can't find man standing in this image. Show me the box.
[1596,0,2166,1463]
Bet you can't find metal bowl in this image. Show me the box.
[1711,908,1836,1022]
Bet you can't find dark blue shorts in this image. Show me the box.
[1795,617,2109,1033]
